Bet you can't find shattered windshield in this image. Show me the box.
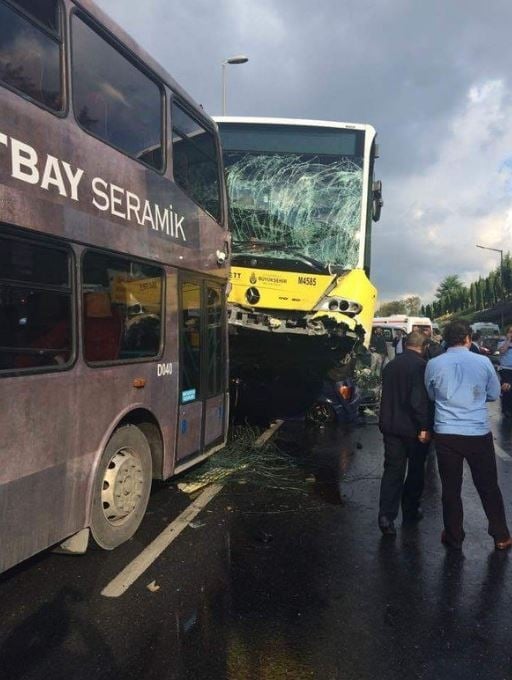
[219,123,365,268]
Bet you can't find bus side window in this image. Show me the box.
[171,101,221,222]
[72,13,163,171]
[0,0,63,111]
[0,235,72,372]
[78,91,109,140]
[82,251,164,364]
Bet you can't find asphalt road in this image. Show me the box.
[2,404,512,680]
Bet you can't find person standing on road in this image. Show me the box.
[423,327,443,360]
[370,327,388,373]
[378,331,432,536]
[392,328,405,356]
[469,331,482,354]
[498,326,512,417]
[425,320,512,550]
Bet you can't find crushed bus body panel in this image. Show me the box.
[228,265,376,339]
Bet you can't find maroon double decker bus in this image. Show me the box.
[0,0,230,572]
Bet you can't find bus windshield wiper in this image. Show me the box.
[277,246,328,270]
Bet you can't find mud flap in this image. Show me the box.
[53,528,90,554]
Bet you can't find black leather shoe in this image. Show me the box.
[379,516,397,536]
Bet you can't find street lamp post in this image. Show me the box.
[221,55,249,115]
[476,244,504,329]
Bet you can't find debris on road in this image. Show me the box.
[189,521,205,529]
[176,426,305,495]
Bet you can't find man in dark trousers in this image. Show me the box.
[370,326,388,372]
[378,331,432,536]
[391,328,405,356]
[425,320,512,550]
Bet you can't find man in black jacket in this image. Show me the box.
[378,331,433,535]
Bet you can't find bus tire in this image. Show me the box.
[90,424,152,550]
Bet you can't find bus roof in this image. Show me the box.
[215,116,376,137]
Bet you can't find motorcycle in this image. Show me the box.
[306,377,361,425]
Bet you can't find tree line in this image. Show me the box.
[420,252,512,319]
[375,295,422,317]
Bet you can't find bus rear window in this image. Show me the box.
[0,0,62,111]
[72,14,163,171]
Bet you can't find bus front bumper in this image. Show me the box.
[228,305,365,339]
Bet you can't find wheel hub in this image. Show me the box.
[310,403,335,424]
[101,448,144,525]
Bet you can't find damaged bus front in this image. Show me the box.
[216,117,382,348]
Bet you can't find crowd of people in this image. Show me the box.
[376,319,512,551]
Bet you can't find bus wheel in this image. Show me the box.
[90,424,152,550]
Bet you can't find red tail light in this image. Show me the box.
[338,385,353,400]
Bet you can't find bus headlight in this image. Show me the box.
[315,297,362,315]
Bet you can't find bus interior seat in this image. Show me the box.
[13,293,71,368]
[84,292,122,362]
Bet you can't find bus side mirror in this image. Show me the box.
[372,179,383,222]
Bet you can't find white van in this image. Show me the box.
[373,315,433,334]
[372,316,433,359]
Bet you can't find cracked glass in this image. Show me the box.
[219,123,365,268]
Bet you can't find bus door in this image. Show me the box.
[203,281,226,447]
[177,278,227,461]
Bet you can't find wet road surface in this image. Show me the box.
[2,404,512,679]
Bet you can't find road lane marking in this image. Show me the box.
[101,483,224,598]
[254,419,283,448]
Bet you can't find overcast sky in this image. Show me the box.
[97,0,512,306]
